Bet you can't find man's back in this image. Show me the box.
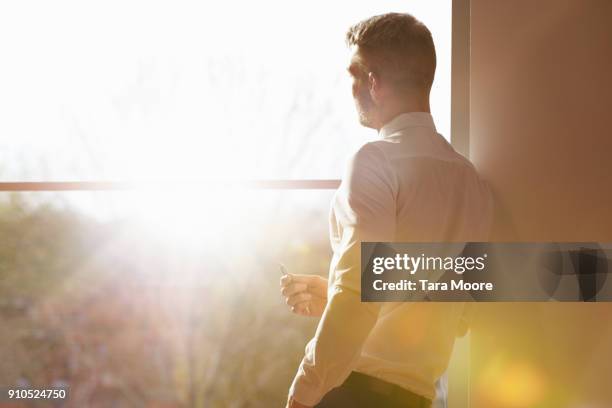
[328,112,492,400]
[375,112,490,242]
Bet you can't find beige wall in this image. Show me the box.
[468,1,612,407]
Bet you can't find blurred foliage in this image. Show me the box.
[0,193,330,407]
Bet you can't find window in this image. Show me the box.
[0,0,451,182]
[0,1,453,406]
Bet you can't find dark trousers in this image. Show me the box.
[314,372,431,408]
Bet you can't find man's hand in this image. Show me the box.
[280,273,328,317]
[286,395,313,408]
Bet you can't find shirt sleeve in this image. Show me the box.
[288,143,397,406]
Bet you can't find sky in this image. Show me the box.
[0,0,451,183]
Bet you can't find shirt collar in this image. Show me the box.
[379,112,436,139]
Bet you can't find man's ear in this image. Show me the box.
[368,71,383,105]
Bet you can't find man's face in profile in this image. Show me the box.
[347,47,377,128]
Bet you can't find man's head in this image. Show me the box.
[345,13,436,129]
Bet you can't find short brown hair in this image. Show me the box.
[346,12,436,92]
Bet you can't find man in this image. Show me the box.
[280,13,492,408]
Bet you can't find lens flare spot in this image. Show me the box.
[477,357,547,408]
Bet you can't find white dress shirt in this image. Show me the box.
[289,112,492,406]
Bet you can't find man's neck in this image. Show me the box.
[375,101,431,131]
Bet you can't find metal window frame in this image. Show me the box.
[452,0,471,159]
[0,180,341,191]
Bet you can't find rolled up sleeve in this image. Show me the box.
[289,143,397,406]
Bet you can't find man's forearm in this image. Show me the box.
[288,285,380,406]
